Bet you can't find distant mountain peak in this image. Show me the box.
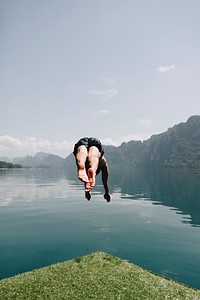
[34,152,51,161]
[186,115,200,126]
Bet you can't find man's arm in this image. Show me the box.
[101,157,111,202]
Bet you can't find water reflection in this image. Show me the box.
[65,166,200,227]
[109,168,200,227]
[0,169,80,207]
[1,168,200,226]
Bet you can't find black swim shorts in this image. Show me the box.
[73,137,104,157]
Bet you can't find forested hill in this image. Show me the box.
[103,115,200,169]
[0,161,22,169]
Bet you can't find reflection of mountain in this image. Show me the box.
[64,154,200,226]
[113,168,200,227]
[0,169,68,207]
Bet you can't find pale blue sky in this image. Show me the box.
[1,0,200,157]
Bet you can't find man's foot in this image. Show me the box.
[104,193,111,202]
[85,168,96,192]
[85,191,91,201]
[78,163,89,183]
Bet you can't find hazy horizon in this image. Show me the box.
[1,114,199,159]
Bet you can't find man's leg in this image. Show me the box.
[75,145,89,183]
[85,146,100,192]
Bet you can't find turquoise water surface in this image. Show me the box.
[0,168,200,289]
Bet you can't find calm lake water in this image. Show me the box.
[0,168,200,290]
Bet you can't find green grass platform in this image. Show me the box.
[0,252,200,299]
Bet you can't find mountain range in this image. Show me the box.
[1,115,200,170]
[104,115,200,169]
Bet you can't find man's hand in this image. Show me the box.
[85,191,91,201]
[104,193,111,202]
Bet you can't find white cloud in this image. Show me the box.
[0,135,74,158]
[138,118,153,128]
[101,137,116,145]
[103,77,116,86]
[117,134,152,143]
[101,133,153,146]
[93,109,109,117]
[157,65,175,73]
[89,89,117,101]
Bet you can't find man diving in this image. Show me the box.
[73,137,111,202]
